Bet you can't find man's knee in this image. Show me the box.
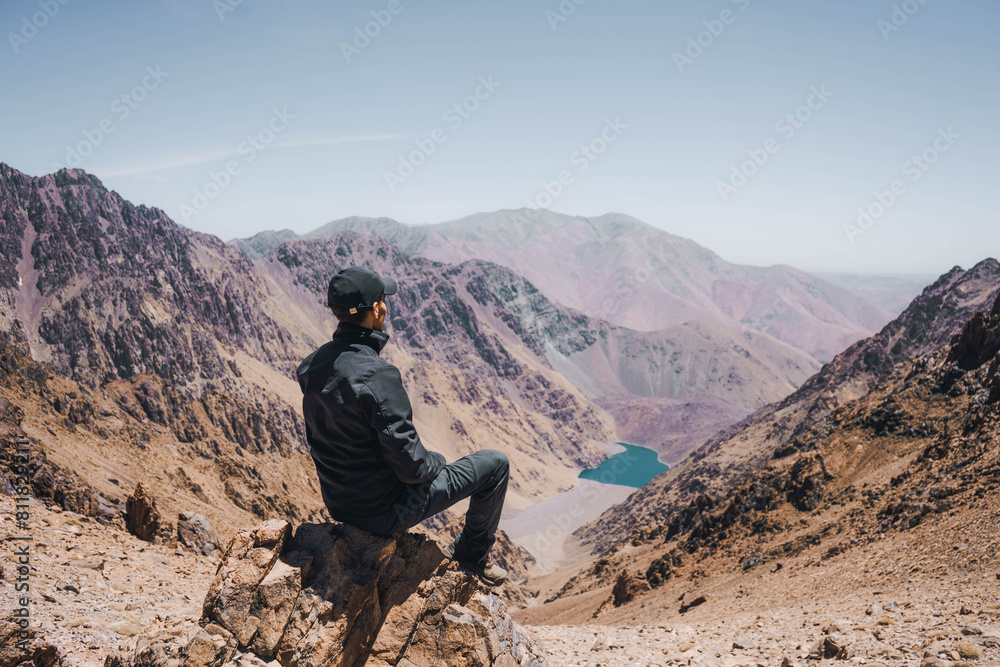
[481,449,509,478]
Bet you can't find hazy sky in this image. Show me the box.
[2,0,997,274]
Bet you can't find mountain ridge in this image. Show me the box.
[233,208,894,365]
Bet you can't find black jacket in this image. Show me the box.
[296,322,446,522]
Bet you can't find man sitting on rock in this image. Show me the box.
[296,265,509,586]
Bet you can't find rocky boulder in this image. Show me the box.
[105,519,548,667]
[610,570,649,608]
[124,483,161,542]
[178,512,220,556]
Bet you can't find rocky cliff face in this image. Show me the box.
[0,164,297,389]
[0,326,328,543]
[576,259,1000,550]
[0,164,312,531]
[106,519,548,667]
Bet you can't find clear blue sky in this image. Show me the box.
[2,0,997,274]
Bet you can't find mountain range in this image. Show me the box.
[236,210,896,364]
[0,163,945,528]
[236,210,918,459]
[575,257,1000,552]
[3,162,999,664]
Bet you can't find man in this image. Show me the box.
[296,265,509,586]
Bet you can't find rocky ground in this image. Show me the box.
[530,601,1000,666]
[516,495,1000,666]
[4,492,999,667]
[0,494,215,667]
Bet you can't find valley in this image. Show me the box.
[1,163,998,666]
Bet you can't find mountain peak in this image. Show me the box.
[303,215,404,240]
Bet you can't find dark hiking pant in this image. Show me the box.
[335,449,509,565]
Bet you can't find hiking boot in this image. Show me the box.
[459,558,507,587]
[441,536,507,586]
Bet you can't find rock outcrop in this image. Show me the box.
[105,519,548,667]
[124,483,162,543]
[947,293,1000,371]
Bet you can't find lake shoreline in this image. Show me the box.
[501,441,669,572]
[579,441,670,488]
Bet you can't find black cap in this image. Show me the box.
[327,266,398,314]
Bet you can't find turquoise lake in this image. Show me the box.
[579,442,670,488]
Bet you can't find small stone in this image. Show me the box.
[821,637,848,660]
[177,512,220,557]
[679,592,708,614]
[920,659,954,667]
[924,639,947,656]
[955,640,981,660]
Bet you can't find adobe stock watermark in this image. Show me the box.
[178,107,294,225]
[50,66,169,171]
[7,0,71,54]
[672,0,752,74]
[341,0,414,64]
[10,436,33,653]
[522,117,627,216]
[716,84,834,203]
[843,126,958,245]
[593,253,666,323]
[213,0,245,22]
[384,75,501,192]
[545,0,587,31]
[877,0,931,41]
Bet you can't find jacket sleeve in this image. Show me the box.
[363,366,446,484]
